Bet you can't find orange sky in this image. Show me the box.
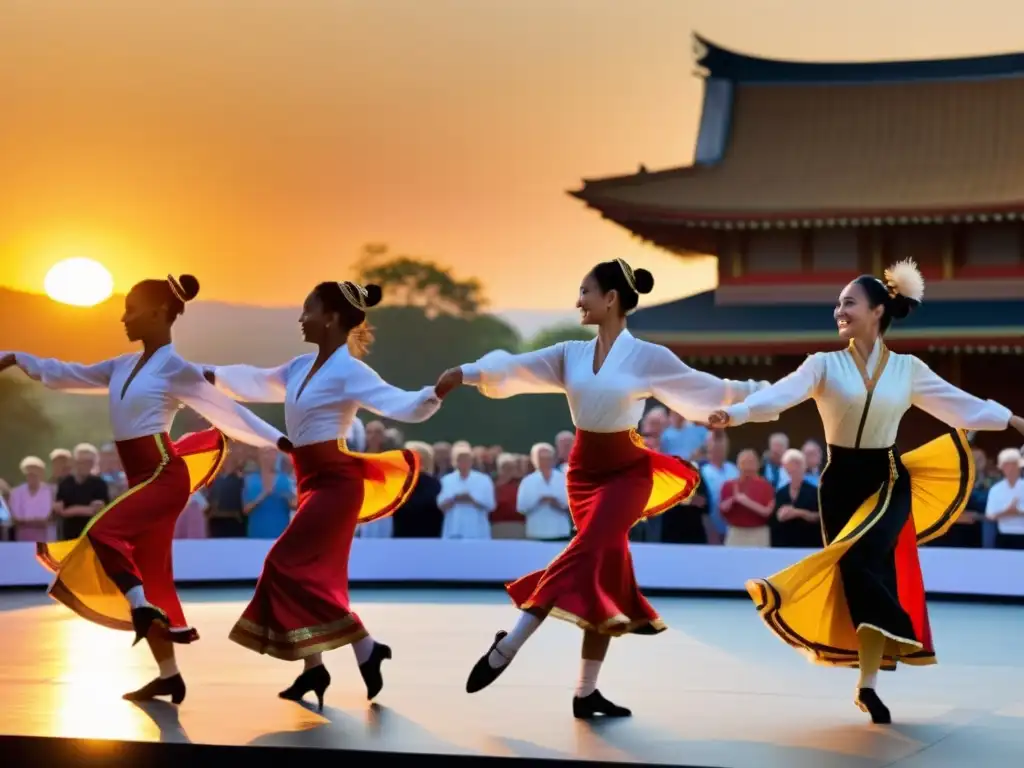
[2,0,1023,310]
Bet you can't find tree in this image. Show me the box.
[524,323,595,351]
[0,377,55,480]
[353,244,487,317]
[364,306,573,451]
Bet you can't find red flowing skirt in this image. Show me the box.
[229,439,419,660]
[507,429,700,635]
[36,430,226,642]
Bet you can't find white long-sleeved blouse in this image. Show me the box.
[209,345,440,447]
[10,345,285,448]
[723,338,1011,449]
[460,330,768,432]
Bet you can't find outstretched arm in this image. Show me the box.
[206,360,295,403]
[2,352,116,393]
[911,357,1013,431]
[711,354,825,428]
[348,359,441,424]
[444,343,567,400]
[645,345,771,422]
[168,361,288,449]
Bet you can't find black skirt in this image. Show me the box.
[820,445,918,645]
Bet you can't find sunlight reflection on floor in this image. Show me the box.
[49,620,156,741]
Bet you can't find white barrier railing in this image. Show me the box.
[2,539,1022,598]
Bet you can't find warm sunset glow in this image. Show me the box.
[44,258,115,307]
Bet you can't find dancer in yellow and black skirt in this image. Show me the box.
[708,259,1024,724]
[0,274,289,705]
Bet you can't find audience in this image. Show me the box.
[985,448,1024,550]
[700,432,739,544]
[517,442,571,541]
[1,406,1014,552]
[438,443,495,539]
[392,441,444,538]
[54,444,109,540]
[490,453,525,539]
[243,446,297,540]
[770,448,821,548]
[719,449,775,547]
[8,456,55,542]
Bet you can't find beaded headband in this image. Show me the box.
[614,258,637,292]
[338,281,369,311]
[166,275,188,303]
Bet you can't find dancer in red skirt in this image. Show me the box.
[205,280,443,710]
[0,274,289,704]
[434,259,770,718]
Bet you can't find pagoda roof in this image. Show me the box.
[572,35,1024,233]
[630,291,1024,354]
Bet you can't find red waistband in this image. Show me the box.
[114,433,175,476]
[568,429,647,473]
[291,440,357,478]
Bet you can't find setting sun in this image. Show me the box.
[44,258,115,307]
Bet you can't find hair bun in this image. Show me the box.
[633,268,655,295]
[363,283,383,308]
[887,294,919,321]
[177,274,200,302]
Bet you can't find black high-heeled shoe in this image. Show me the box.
[572,689,632,719]
[358,642,392,700]
[279,664,331,712]
[466,631,512,694]
[123,674,187,705]
[855,688,891,724]
[131,605,169,647]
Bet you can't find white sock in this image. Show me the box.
[576,659,602,698]
[304,652,323,671]
[352,635,376,665]
[157,657,179,679]
[489,612,542,669]
[125,585,148,609]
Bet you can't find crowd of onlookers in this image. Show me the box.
[2,408,1023,550]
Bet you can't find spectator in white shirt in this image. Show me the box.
[438,443,496,539]
[985,447,1024,550]
[517,443,571,541]
[700,431,739,544]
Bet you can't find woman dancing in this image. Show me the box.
[434,259,769,718]
[0,274,290,704]
[707,259,1024,724]
[205,280,442,710]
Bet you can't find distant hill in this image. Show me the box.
[0,287,579,365]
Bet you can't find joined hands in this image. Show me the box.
[434,367,463,400]
[707,410,730,429]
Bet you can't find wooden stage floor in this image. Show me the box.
[1,587,1023,767]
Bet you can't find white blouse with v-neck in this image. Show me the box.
[11,344,285,447]
[723,338,1011,449]
[210,345,440,447]
[460,330,769,433]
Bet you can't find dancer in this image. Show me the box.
[434,259,770,718]
[706,259,1024,724]
[0,274,290,704]
[204,280,442,710]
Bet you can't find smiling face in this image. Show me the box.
[835,281,884,341]
[576,271,617,326]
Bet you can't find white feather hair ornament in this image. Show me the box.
[882,258,925,303]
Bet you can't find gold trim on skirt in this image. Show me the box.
[746,430,971,669]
